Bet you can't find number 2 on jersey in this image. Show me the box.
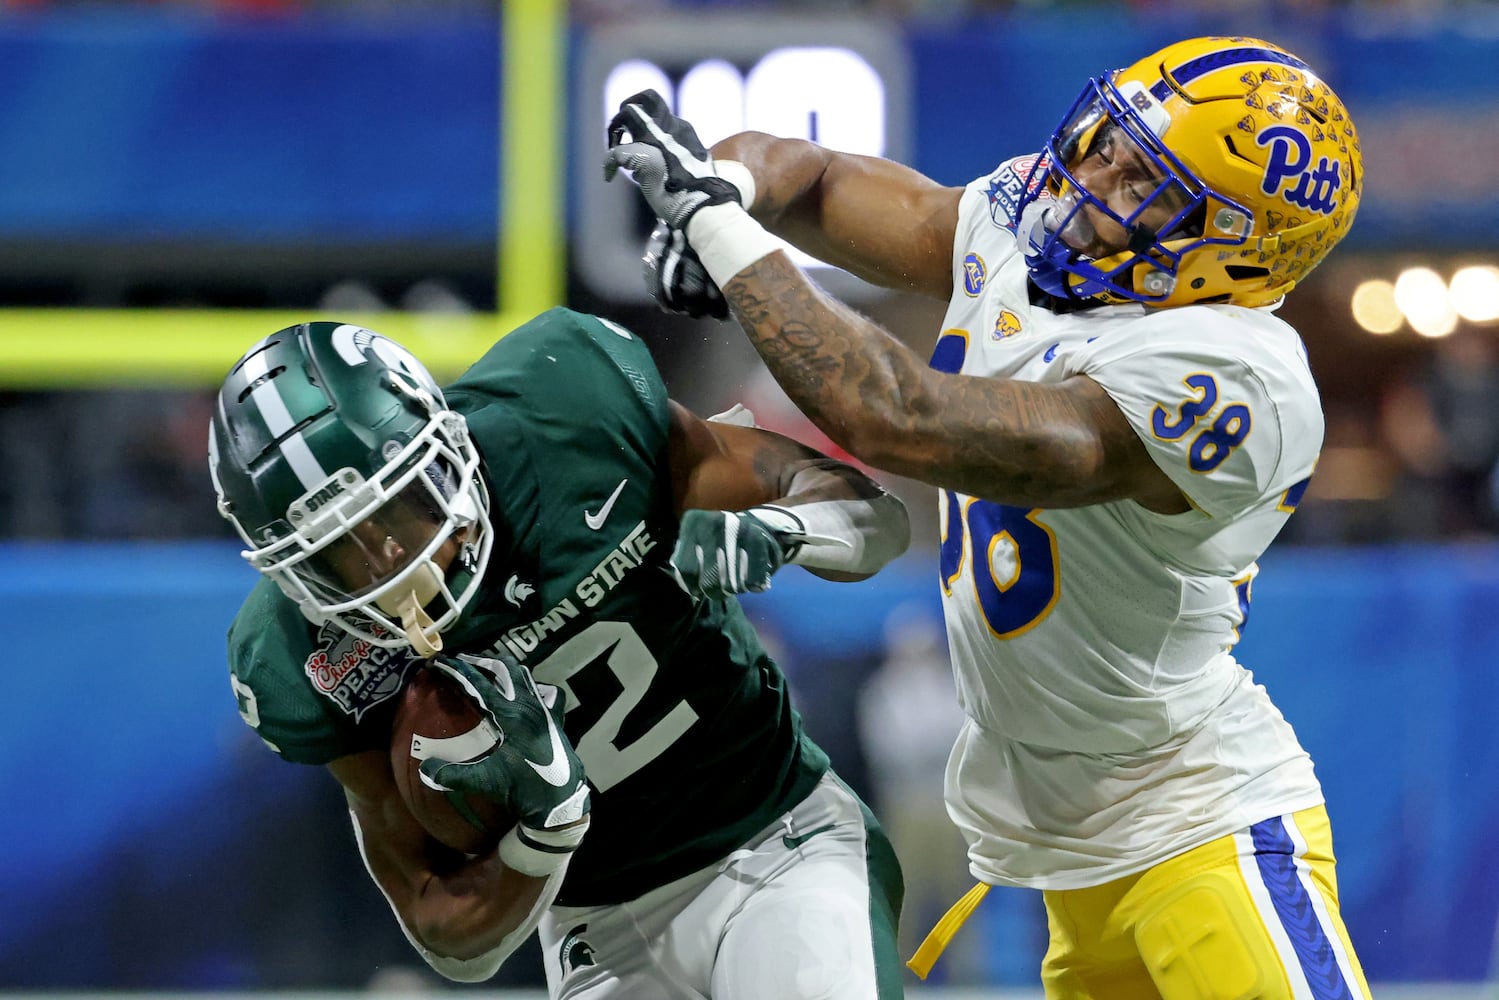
[529,621,698,792]
[939,490,1060,638]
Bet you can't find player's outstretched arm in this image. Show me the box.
[717,253,1187,513]
[602,91,960,300]
[665,400,910,599]
[710,130,963,300]
[330,748,568,982]
[605,91,1184,512]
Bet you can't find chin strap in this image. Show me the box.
[396,589,443,657]
[374,560,448,657]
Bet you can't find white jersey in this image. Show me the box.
[937,157,1325,890]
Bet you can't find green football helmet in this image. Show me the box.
[209,321,493,656]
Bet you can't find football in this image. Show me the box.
[390,665,513,855]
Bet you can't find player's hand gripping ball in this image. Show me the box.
[390,661,514,854]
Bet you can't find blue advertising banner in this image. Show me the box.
[0,7,1492,251]
[0,9,498,243]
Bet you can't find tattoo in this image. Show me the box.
[723,254,1156,508]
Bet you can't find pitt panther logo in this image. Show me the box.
[962,253,986,296]
[992,310,1023,340]
[559,924,596,978]
[1256,125,1341,215]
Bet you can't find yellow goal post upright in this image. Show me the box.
[0,0,565,390]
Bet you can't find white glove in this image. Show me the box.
[603,89,742,230]
[643,220,727,319]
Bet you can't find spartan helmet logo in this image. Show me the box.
[559,924,596,978]
[503,574,535,608]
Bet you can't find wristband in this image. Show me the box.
[498,817,590,877]
[714,159,758,210]
[686,203,784,288]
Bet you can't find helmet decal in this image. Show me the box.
[1148,45,1311,99]
[329,323,378,366]
[1117,81,1170,138]
[331,323,444,401]
[1256,125,1343,215]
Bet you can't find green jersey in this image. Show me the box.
[227,308,829,906]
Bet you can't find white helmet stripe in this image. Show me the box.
[241,342,329,490]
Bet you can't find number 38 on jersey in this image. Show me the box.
[1150,372,1252,474]
[937,372,1254,640]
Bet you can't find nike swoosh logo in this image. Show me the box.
[584,478,629,531]
[1043,343,1060,362]
[782,822,837,851]
[522,673,572,787]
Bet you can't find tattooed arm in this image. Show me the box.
[710,132,962,301]
[609,111,1183,512]
[702,247,1187,514]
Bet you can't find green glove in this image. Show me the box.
[419,654,590,875]
[670,507,802,600]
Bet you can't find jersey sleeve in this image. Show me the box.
[1068,309,1320,519]
[226,580,393,766]
[950,155,1045,296]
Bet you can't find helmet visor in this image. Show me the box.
[298,467,455,601]
[242,407,492,649]
[249,426,470,606]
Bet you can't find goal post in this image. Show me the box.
[0,0,565,390]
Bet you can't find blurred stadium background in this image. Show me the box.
[1,0,1496,995]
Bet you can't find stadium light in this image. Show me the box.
[1393,266,1458,339]
[1350,279,1403,335]
[1449,265,1499,323]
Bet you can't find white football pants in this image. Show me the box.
[538,772,905,999]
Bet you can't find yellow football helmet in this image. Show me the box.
[1013,36,1362,309]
